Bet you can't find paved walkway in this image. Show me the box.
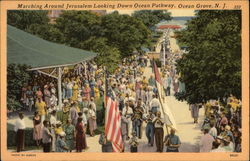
[142,64,204,152]
[165,96,204,152]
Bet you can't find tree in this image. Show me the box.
[175,10,241,104]
[7,10,49,30]
[54,11,123,72]
[55,11,102,48]
[7,64,32,111]
[55,11,151,60]
[132,10,172,30]
[79,37,121,73]
[26,23,64,43]
[7,10,64,43]
[101,11,151,58]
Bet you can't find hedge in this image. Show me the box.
[7,123,36,147]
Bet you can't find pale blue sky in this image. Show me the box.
[107,10,195,17]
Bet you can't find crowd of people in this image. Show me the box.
[16,60,104,152]
[198,96,242,152]
[13,49,242,153]
[101,55,181,152]
[14,54,183,153]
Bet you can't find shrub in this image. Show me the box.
[7,123,36,147]
[7,64,32,111]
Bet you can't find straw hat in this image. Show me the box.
[59,131,66,137]
[225,125,231,131]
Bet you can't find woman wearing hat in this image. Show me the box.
[211,135,233,152]
[189,104,200,124]
[88,103,97,137]
[75,117,87,152]
[72,82,79,102]
[56,132,69,152]
[82,84,91,100]
[33,111,42,147]
[62,103,70,125]
[35,98,46,124]
[35,87,43,101]
[44,85,51,108]
[64,119,75,152]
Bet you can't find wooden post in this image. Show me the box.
[57,67,62,110]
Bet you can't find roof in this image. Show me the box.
[157,25,182,29]
[7,25,97,70]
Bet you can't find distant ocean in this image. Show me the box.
[157,16,195,28]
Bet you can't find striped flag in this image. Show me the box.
[104,70,123,152]
[152,60,177,130]
[105,97,123,152]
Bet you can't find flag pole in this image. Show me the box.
[103,66,107,132]
[152,59,171,136]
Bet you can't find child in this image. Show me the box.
[129,131,138,152]
[55,121,64,137]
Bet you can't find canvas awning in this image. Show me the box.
[7,25,97,70]
[157,25,182,30]
[7,25,98,109]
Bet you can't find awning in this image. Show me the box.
[7,25,97,70]
[157,25,182,30]
[7,25,98,109]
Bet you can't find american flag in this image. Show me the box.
[105,97,123,152]
[104,71,123,152]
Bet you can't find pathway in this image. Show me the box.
[142,64,204,152]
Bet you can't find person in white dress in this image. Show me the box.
[122,102,133,139]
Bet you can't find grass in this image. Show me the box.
[7,123,14,130]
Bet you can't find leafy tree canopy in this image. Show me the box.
[101,11,151,57]
[55,11,102,47]
[132,10,172,30]
[7,64,32,111]
[79,37,121,73]
[175,10,241,104]
[7,10,49,30]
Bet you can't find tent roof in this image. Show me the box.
[157,25,182,29]
[7,25,97,70]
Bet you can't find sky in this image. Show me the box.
[107,10,196,17]
[169,10,195,17]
